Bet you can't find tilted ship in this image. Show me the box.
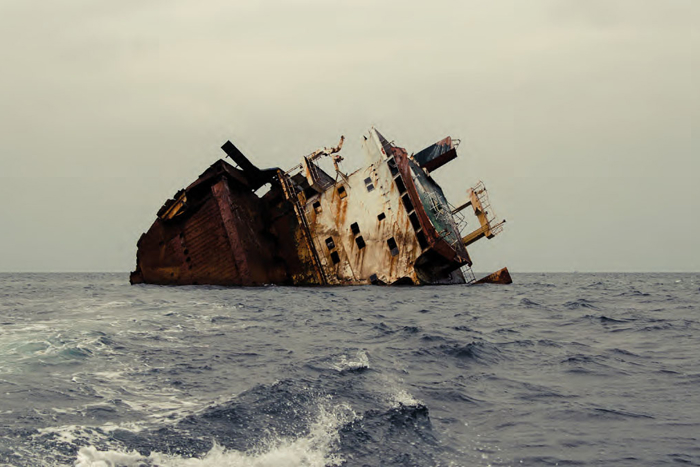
[130,128,510,286]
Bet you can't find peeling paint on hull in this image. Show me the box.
[130,128,509,286]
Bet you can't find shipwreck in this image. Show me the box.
[130,128,510,286]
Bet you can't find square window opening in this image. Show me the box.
[416,231,429,249]
[355,235,366,249]
[303,187,317,200]
[350,222,360,235]
[330,251,340,264]
[395,176,406,194]
[409,212,421,231]
[401,194,414,213]
[387,237,399,256]
[325,237,335,250]
[377,212,386,221]
[337,186,347,199]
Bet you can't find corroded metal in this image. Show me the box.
[413,136,458,173]
[130,128,510,286]
[473,267,513,285]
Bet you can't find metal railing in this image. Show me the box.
[471,181,504,237]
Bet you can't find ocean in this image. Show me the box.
[0,273,698,466]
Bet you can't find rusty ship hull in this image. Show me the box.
[130,128,507,286]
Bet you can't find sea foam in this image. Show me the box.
[75,400,355,467]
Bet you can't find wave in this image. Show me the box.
[563,299,600,310]
[615,289,651,297]
[414,341,503,365]
[70,379,439,467]
[76,401,354,467]
[519,298,543,308]
[338,403,437,466]
[332,351,370,373]
[387,388,422,408]
[596,315,633,324]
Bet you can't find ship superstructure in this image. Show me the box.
[130,128,508,286]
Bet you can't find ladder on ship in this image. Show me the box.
[277,170,328,285]
[460,264,477,285]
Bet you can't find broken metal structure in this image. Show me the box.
[130,128,509,286]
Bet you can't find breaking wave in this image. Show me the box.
[75,401,353,467]
[332,350,370,373]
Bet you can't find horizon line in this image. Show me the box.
[1,271,698,275]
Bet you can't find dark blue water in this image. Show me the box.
[0,273,698,466]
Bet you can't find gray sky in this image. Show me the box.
[0,0,697,273]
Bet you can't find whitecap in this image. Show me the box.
[74,400,355,467]
[332,350,369,372]
[389,388,423,408]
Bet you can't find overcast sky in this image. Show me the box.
[0,0,696,273]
